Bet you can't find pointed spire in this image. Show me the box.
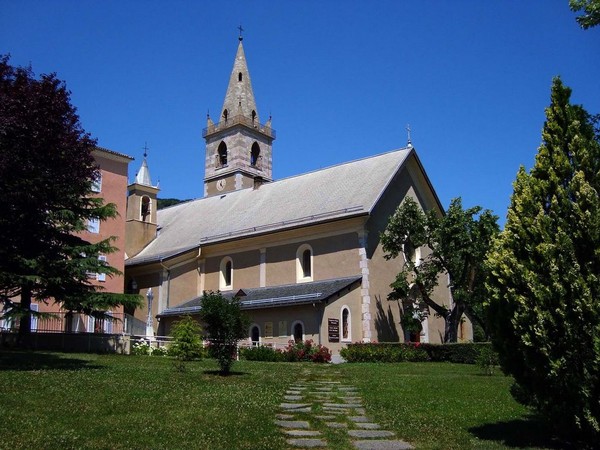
[220,38,259,124]
[135,143,153,186]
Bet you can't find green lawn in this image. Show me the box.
[0,351,559,449]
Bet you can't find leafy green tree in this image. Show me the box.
[0,56,140,341]
[487,78,600,442]
[200,292,249,375]
[570,0,600,29]
[381,197,499,343]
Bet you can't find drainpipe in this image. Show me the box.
[160,258,171,309]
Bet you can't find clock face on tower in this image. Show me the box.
[216,178,227,191]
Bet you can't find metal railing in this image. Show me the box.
[0,312,147,336]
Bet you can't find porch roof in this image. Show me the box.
[157,275,362,317]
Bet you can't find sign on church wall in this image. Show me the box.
[328,318,339,342]
[278,321,287,337]
[264,321,273,338]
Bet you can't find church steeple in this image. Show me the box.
[220,39,259,125]
[125,147,160,257]
[203,35,275,197]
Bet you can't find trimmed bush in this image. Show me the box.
[240,345,283,362]
[341,342,495,364]
[340,342,429,363]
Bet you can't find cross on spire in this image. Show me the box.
[142,142,149,158]
[406,124,413,148]
[238,24,244,41]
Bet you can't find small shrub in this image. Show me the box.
[476,345,499,375]
[131,339,152,356]
[281,340,332,363]
[170,316,203,361]
[240,345,283,362]
[150,346,169,357]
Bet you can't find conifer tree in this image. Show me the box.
[487,78,600,441]
[0,56,140,340]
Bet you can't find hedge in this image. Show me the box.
[340,342,495,364]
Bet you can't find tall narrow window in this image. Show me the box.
[91,172,102,193]
[292,321,304,344]
[296,244,313,282]
[250,325,260,345]
[341,307,351,341]
[141,196,150,221]
[251,110,256,124]
[217,141,228,167]
[222,109,228,121]
[238,72,243,82]
[220,257,233,290]
[250,142,260,166]
[97,255,107,282]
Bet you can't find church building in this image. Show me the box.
[124,37,472,353]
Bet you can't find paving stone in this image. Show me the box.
[275,420,310,429]
[276,413,295,419]
[281,403,311,410]
[355,422,381,429]
[285,395,304,401]
[290,407,312,413]
[322,408,346,414]
[326,421,348,428]
[314,415,336,420]
[353,440,414,449]
[287,438,327,448]
[284,430,322,437]
[287,390,303,395]
[348,430,395,439]
[349,416,370,423]
[354,408,367,415]
[324,403,362,408]
[341,397,362,402]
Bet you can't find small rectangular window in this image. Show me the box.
[87,218,100,234]
[91,172,102,193]
[97,255,107,282]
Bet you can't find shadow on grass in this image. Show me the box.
[202,369,249,377]
[469,415,575,449]
[0,350,104,371]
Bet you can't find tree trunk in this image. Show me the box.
[443,303,466,343]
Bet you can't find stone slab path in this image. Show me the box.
[274,369,413,449]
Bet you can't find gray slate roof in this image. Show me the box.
[126,148,412,266]
[158,275,362,317]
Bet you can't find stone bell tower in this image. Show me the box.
[202,34,275,196]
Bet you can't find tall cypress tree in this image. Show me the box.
[487,78,600,441]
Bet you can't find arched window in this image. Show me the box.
[250,324,260,345]
[238,72,243,82]
[250,142,260,166]
[141,196,150,221]
[292,321,304,344]
[220,257,233,290]
[217,141,228,167]
[251,110,256,124]
[296,244,313,282]
[341,306,351,341]
[222,109,228,122]
[403,239,421,266]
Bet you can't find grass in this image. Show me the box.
[0,350,561,450]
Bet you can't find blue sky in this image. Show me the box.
[2,1,599,225]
